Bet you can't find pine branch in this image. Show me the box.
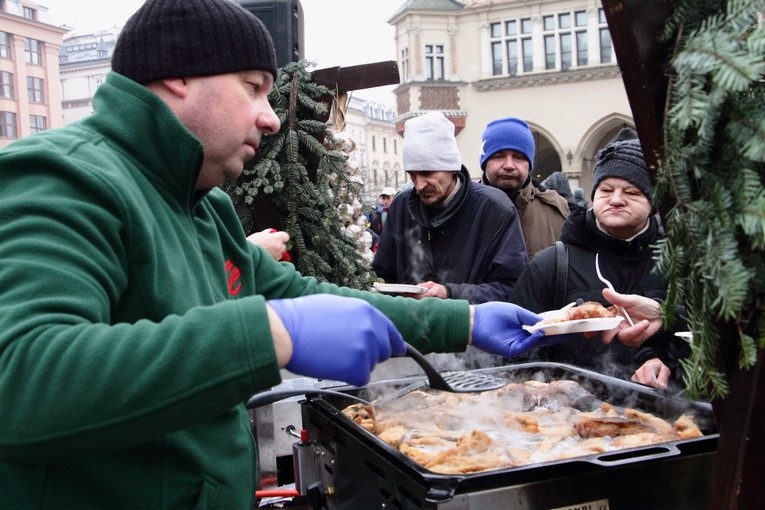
[657,0,765,399]
[223,60,377,289]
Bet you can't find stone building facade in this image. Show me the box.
[0,0,67,148]
[389,0,635,194]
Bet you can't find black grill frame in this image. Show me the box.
[299,362,718,509]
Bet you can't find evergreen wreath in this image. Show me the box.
[655,0,765,399]
[223,60,376,290]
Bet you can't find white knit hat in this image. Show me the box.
[402,112,462,172]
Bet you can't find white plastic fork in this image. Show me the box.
[595,253,635,326]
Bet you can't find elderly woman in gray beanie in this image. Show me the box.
[511,128,690,391]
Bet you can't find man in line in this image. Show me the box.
[0,1,553,508]
[373,111,528,303]
[542,171,574,206]
[510,128,689,389]
[480,116,570,258]
[369,186,397,236]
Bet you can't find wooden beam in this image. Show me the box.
[708,343,765,509]
[312,60,400,95]
[600,0,673,211]
[308,60,401,170]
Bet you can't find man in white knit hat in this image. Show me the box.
[373,112,528,303]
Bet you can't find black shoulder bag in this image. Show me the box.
[554,241,569,308]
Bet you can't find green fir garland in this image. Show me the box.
[655,0,765,399]
[223,60,376,289]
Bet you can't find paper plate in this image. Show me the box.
[371,283,428,295]
[523,316,624,335]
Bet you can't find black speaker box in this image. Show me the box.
[236,0,304,69]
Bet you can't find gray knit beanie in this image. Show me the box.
[591,127,652,199]
[112,0,277,84]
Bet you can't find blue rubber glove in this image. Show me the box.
[471,302,560,358]
[268,294,406,386]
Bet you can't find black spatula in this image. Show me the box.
[404,342,507,392]
[246,342,508,409]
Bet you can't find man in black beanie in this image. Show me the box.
[512,127,690,392]
[0,1,556,508]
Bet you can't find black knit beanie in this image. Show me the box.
[112,0,277,84]
[591,127,652,199]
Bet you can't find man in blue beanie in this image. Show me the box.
[480,116,570,257]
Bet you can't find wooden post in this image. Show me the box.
[600,0,673,216]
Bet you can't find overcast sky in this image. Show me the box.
[43,0,401,105]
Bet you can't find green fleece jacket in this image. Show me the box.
[0,72,470,509]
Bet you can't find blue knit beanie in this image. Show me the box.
[479,117,535,170]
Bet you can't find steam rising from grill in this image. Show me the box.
[344,374,706,474]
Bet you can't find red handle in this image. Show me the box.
[255,489,300,499]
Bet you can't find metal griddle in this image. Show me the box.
[296,362,718,510]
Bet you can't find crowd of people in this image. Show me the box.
[0,0,687,507]
[372,113,687,389]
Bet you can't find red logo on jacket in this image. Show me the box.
[225,260,242,296]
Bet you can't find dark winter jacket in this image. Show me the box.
[368,205,387,235]
[373,166,528,303]
[482,174,569,258]
[510,207,689,382]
